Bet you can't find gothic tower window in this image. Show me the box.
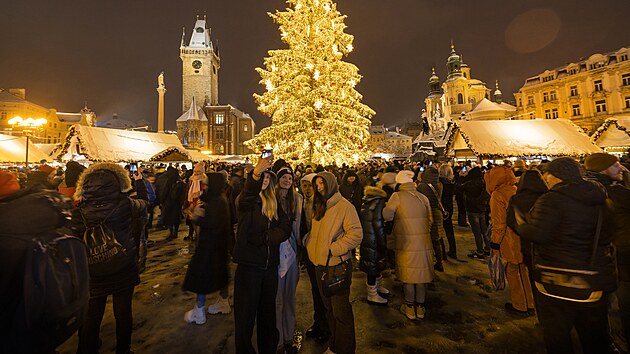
[200,132,205,145]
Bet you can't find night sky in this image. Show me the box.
[1,0,629,131]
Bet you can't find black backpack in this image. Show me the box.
[1,191,89,353]
[80,205,131,277]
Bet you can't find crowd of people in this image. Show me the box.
[0,152,629,354]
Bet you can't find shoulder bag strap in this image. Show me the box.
[589,206,604,266]
[427,183,446,214]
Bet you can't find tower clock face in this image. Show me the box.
[195,27,204,33]
[192,60,202,69]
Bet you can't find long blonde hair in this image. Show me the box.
[260,172,278,221]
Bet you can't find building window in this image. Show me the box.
[183,133,188,145]
[214,127,225,140]
[200,132,204,145]
[625,96,630,109]
[550,91,557,101]
[545,109,551,119]
[595,100,607,113]
[570,85,578,97]
[0,111,6,120]
[457,93,463,105]
[594,80,603,92]
[622,73,630,86]
[568,68,578,75]
[572,104,581,116]
[527,96,534,105]
[215,113,225,125]
[552,108,559,119]
[243,124,248,132]
[621,54,629,62]
[543,92,549,102]
[542,75,554,82]
[215,143,224,154]
[529,113,534,119]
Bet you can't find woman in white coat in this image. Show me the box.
[383,170,434,320]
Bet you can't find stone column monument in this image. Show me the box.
[157,72,167,132]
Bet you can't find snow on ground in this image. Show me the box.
[58,208,628,353]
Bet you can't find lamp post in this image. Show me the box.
[8,116,47,169]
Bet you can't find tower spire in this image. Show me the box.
[494,80,502,104]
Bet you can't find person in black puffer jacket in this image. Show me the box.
[514,157,617,354]
[232,156,291,354]
[439,164,457,259]
[359,186,389,305]
[72,163,148,354]
[458,167,490,258]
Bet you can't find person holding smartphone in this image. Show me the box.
[232,154,292,354]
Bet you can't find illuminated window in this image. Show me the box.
[595,100,607,113]
[622,73,630,86]
[570,86,578,97]
[457,93,463,104]
[214,127,225,140]
[625,96,630,109]
[215,143,224,154]
[594,80,603,92]
[552,108,559,119]
[243,124,248,132]
[200,132,205,145]
[572,104,581,116]
[568,68,578,75]
[183,133,188,145]
[215,113,225,125]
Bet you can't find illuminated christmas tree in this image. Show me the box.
[246,0,375,165]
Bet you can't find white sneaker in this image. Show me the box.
[207,297,231,315]
[376,276,390,295]
[366,284,388,305]
[184,305,206,325]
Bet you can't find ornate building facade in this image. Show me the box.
[176,16,255,155]
[0,88,95,144]
[514,46,630,133]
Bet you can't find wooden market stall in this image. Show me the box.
[591,116,630,156]
[445,119,602,161]
[55,125,187,162]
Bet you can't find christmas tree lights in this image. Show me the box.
[245,0,375,165]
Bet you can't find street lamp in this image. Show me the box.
[8,116,47,169]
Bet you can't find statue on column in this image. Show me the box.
[158,72,165,89]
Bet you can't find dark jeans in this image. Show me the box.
[538,292,616,354]
[77,287,134,354]
[305,257,330,333]
[233,264,279,354]
[455,191,467,225]
[467,212,489,253]
[617,280,630,345]
[315,260,356,354]
[442,209,456,256]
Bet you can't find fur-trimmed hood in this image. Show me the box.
[74,162,132,202]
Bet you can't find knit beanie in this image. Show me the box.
[395,170,415,184]
[584,153,618,172]
[276,166,294,181]
[541,157,583,181]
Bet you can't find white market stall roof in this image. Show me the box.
[35,143,61,157]
[56,125,186,162]
[591,116,630,150]
[149,146,209,162]
[446,119,602,158]
[0,133,51,163]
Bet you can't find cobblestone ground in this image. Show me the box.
[59,213,622,354]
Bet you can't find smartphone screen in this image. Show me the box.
[261,149,272,159]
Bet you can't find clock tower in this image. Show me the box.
[180,15,220,112]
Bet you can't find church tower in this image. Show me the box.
[180,15,220,112]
